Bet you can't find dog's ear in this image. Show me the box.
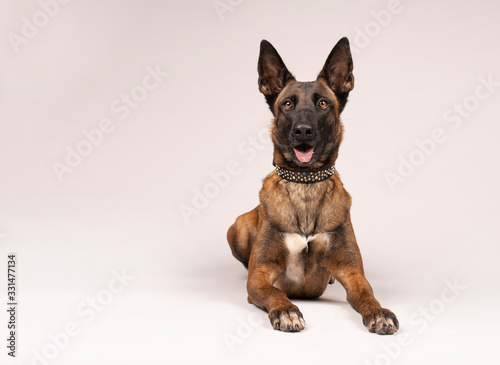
[317,37,354,111]
[258,40,295,109]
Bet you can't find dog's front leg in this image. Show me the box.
[331,215,399,335]
[335,269,398,335]
[247,263,306,332]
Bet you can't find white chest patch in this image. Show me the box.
[282,233,330,283]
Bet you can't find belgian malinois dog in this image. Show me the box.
[227,38,398,334]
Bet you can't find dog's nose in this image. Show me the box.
[293,124,314,139]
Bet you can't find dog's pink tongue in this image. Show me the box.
[293,147,314,163]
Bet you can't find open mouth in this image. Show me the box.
[293,143,315,163]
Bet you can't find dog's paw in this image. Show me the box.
[269,305,306,332]
[363,308,399,335]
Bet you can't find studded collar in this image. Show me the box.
[273,161,335,184]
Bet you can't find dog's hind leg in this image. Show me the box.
[329,274,335,284]
[227,206,260,268]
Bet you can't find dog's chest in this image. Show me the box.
[284,182,330,233]
[281,232,330,284]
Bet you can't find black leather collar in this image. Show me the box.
[273,161,335,183]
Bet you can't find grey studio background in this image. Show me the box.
[1,1,499,364]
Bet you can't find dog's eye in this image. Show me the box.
[318,100,328,109]
[283,101,293,109]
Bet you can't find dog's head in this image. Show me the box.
[258,38,354,170]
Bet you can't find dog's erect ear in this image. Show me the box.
[258,40,295,109]
[317,37,354,110]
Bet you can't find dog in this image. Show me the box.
[227,38,398,334]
